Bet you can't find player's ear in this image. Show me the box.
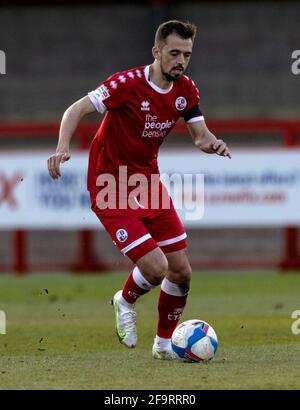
[152,46,161,61]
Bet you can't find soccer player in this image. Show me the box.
[48,20,231,360]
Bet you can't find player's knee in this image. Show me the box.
[138,253,168,285]
[168,262,192,287]
[147,260,168,285]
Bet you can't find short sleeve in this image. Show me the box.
[182,78,204,124]
[88,71,132,113]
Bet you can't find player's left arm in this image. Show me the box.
[187,120,231,159]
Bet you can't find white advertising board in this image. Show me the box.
[0,149,299,228]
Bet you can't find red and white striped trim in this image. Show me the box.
[156,233,187,248]
[121,234,152,255]
[186,116,204,124]
[161,277,188,296]
[132,267,156,290]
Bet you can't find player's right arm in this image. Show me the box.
[48,69,133,180]
[47,96,96,179]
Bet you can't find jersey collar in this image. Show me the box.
[144,65,173,94]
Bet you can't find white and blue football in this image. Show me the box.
[171,319,218,362]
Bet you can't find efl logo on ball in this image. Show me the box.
[175,97,187,111]
[116,229,128,243]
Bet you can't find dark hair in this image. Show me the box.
[154,20,197,48]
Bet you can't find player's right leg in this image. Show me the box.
[90,196,168,348]
[112,248,167,348]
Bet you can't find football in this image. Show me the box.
[171,319,218,362]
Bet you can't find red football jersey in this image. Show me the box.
[87,65,203,192]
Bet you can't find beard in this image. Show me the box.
[160,62,184,82]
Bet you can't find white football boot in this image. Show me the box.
[112,290,137,348]
[152,336,178,360]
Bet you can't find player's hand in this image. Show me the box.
[212,139,231,159]
[47,150,71,179]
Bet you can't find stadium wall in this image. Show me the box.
[0,2,299,120]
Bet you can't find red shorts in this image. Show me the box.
[90,192,187,263]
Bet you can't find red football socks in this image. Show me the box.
[122,267,155,304]
[157,283,188,338]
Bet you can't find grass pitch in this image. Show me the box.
[0,270,299,390]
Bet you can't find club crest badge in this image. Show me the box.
[116,229,128,243]
[175,96,187,111]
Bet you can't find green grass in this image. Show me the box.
[0,271,300,389]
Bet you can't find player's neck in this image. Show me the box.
[149,63,172,90]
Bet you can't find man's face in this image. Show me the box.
[154,34,193,82]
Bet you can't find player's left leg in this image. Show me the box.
[145,183,191,359]
[152,248,191,359]
[158,248,191,337]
